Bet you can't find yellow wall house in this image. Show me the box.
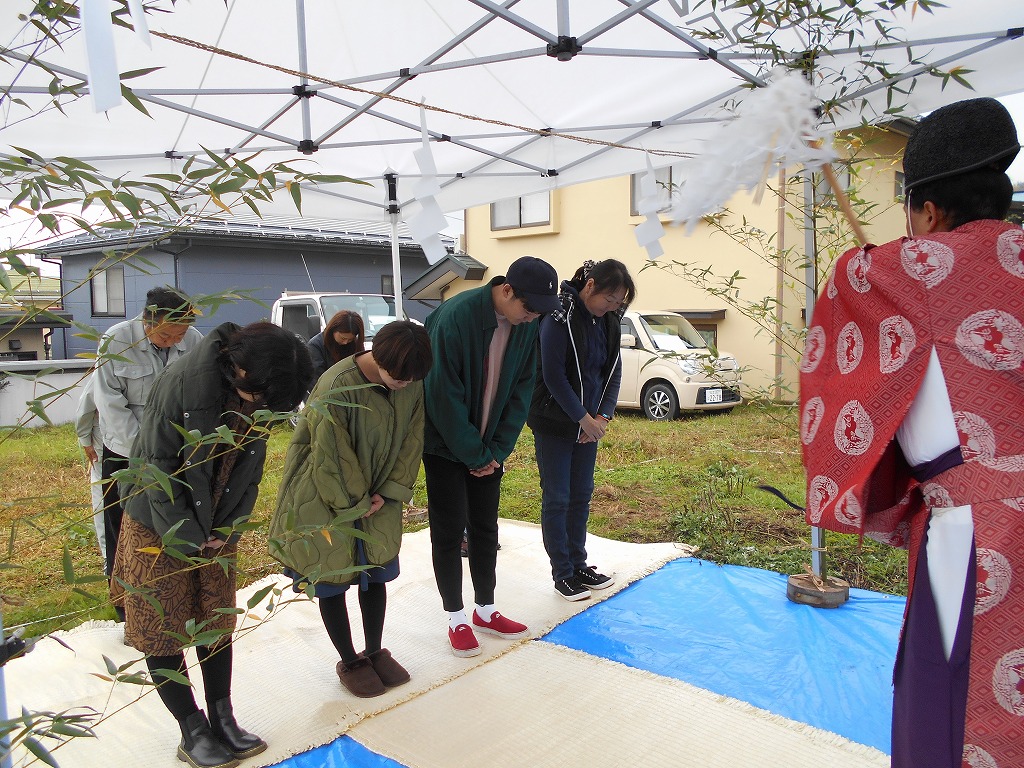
[454,125,913,403]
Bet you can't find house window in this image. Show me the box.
[91,265,126,317]
[690,323,718,348]
[630,165,677,215]
[490,192,550,230]
[894,171,906,202]
[381,275,394,295]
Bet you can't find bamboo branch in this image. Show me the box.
[821,162,869,247]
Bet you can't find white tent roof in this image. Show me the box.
[2,0,1022,224]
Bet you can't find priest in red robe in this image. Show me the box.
[800,97,1023,768]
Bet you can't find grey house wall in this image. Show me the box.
[56,239,431,359]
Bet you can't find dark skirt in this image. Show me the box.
[111,515,238,656]
[284,556,400,598]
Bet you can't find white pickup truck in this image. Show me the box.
[270,291,401,342]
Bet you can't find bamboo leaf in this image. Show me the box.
[286,180,302,213]
[119,67,162,80]
[304,173,368,186]
[61,545,74,583]
[150,667,192,687]
[246,584,276,610]
[24,736,60,768]
[210,193,232,213]
[120,84,151,117]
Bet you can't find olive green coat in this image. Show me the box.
[269,354,424,584]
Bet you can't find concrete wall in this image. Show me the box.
[0,359,92,427]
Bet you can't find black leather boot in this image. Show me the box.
[209,698,268,759]
[177,710,239,768]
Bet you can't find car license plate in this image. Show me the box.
[705,388,723,404]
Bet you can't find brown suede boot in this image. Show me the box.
[336,655,386,698]
[365,648,410,688]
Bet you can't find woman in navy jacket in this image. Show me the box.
[527,259,635,602]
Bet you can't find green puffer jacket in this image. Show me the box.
[268,354,424,585]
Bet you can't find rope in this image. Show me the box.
[149,30,693,160]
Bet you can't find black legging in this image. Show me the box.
[100,446,128,578]
[146,644,233,721]
[318,582,387,664]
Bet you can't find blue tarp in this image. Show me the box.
[542,558,905,754]
[273,558,905,766]
[272,735,407,767]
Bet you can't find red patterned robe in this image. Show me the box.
[800,219,1024,767]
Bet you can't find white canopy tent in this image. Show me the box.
[1,0,1022,225]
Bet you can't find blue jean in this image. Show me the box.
[534,431,598,582]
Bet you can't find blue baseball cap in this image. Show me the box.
[505,256,560,314]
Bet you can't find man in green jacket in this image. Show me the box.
[423,256,561,657]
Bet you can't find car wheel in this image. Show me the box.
[642,382,679,421]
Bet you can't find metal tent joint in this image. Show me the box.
[546,36,582,61]
[164,151,184,159]
[297,139,318,155]
[1008,27,1023,38]
[292,84,316,99]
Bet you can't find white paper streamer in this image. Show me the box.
[668,68,835,233]
[405,105,448,264]
[127,0,152,47]
[81,0,152,113]
[634,153,666,260]
[81,0,121,112]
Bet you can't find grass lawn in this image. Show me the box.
[0,403,907,640]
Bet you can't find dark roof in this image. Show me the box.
[38,214,455,257]
[0,309,73,329]
[406,251,488,300]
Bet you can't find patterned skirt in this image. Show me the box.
[111,515,238,656]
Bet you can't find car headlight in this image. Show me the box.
[677,358,702,375]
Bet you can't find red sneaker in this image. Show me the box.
[448,623,481,657]
[472,610,529,640]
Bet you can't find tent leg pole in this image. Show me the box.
[390,214,403,321]
[802,170,824,580]
[384,172,404,320]
[786,171,848,608]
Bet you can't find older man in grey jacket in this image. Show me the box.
[82,286,202,599]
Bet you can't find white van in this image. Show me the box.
[270,292,401,342]
[617,309,742,420]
